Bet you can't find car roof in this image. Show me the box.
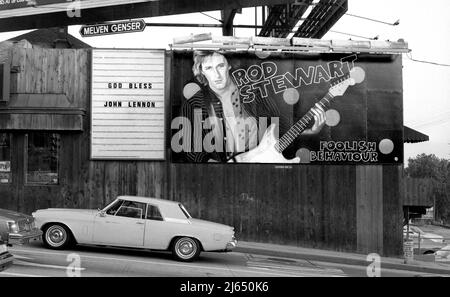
[117,196,181,206]
[116,196,188,220]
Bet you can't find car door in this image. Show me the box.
[92,200,146,247]
[143,204,170,250]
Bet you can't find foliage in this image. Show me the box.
[405,154,450,225]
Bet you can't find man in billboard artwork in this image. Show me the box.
[178,50,326,163]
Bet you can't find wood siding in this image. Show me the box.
[404,177,434,207]
[356,166,383,254]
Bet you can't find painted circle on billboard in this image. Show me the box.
[296,148,311,163]
[255,50,271,59]
[283,88,300,105]
[183,82,201,100]
[325,109,341,127]
[379,139,394,155]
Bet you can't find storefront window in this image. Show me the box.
[0,133,11,184]
[26,133,60,185]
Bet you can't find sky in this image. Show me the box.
[0,0,449,165]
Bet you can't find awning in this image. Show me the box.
[0,94,85,131]
[404,126,429,143]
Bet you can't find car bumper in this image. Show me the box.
[0,251,14,272]
[225,239,238,252]
[9,228,43,245]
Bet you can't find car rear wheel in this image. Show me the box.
[42,224,73,250]
[172,237,201,262]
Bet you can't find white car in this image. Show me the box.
[32,196,237,261]
[0,239,14,271]
[435,245,450,261]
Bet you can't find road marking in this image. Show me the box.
[312,260,450,277]
[12,255,34,261]
[249,266,345,277]
[14,260,86,271]
[0,271,48,277]
[247,263,346,276]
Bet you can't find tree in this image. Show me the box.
[405,154,450,225]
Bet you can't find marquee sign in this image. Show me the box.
[80,19,146,37]
[91,49,166,160]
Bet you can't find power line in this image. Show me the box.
[409,115,450,129]
[406,52,450,67]
[199,12,223,23]
[345,13,400,26]
[407,110,450,128]
[413,120,450,129]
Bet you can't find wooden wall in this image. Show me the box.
[404,177,434,207]
[167,164,402,256]
[10,47,89,106]
[0,47,404,256]
[0,47,90,212]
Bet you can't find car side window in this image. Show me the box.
[116,201,146,219]
[146,204,163,221]
[106,200,124,216]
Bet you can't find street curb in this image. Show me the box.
[235,247,450,275]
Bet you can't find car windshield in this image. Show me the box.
[99,199,123,211]
[179,204,191,219]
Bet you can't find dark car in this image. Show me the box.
[0,238,13,271]
[0,208,43,245]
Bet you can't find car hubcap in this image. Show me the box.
[46,226,67,247]
[176,238,196,259]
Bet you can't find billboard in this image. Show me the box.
[91,49,165,160]
[170,50,403,164]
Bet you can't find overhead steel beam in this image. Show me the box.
[0,0,297,33]
[294,0,348,38]
[221,9,238,36]
[259,0,347,39]
[259,0,312,37]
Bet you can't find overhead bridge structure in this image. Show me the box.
[0,0,347,39]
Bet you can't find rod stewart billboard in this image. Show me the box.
[170,50,403,164]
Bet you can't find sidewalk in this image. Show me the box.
[235,241,450,275]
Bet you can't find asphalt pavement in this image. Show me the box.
[1,239,449,277]
[236,240,450,275]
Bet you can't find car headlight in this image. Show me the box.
[7,221,19,234]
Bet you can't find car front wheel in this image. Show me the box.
[172,237,201,262]
[42,224,73,250]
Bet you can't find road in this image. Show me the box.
[0,241,448,277]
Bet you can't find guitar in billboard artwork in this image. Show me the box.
[232,66,366,163]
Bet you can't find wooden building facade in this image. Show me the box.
[0,42,405,256]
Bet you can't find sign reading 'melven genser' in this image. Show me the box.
[80,20,146,37]
[91,49,165,160]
